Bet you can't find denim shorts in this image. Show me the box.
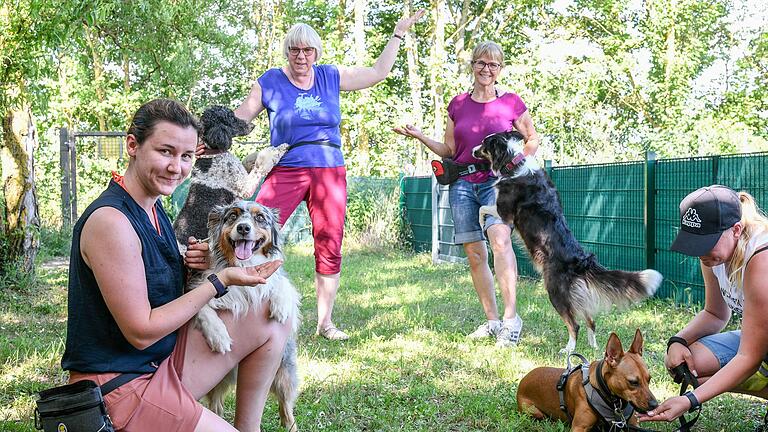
[698,330,741,368]
[698,330,768,390]
[448,177,505,244]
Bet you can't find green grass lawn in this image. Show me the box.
[1,244,765,431]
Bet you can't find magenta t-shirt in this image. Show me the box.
[447,92,528,183]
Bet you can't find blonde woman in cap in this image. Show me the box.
[638,185,768,424]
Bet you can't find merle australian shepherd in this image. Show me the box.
[200,200,300,431]
[472,131,662,353]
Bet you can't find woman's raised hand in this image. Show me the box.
[394,9,426,36]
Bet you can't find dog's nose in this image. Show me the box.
[647,397,658,411]
[237,223,251,235]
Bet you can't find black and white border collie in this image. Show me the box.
[198,200,300,431]
[472,131,662,353]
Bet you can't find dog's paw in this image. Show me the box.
[203,320,234,353]
[275,143,290,155]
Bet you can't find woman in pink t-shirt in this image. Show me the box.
[394,41,540,347]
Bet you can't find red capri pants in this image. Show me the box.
[256,166,347,274]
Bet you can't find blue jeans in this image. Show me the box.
[698,330,741,368]
[448,177,505,244]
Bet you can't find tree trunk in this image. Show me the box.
[351,0,369,165]
[1,108,40,273]
[430,0,446,146]
[84,24,107,131]
[353,0,366,66]
[405,1,427,174]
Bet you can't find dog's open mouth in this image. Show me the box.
[234,238,264,260]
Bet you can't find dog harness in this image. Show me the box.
[557,353,635,432]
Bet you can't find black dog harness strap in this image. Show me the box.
[557,353,590,421]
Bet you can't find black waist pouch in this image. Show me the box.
[431,158,490,185]
[35,380,114,431]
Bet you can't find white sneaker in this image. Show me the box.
[496,315,523,347]
[467,320,501,339]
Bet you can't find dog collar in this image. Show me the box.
[499,152,526,177]
[585,360,634,429]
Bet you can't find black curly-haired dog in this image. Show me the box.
[173,106,288,250]
[472,131,662,353]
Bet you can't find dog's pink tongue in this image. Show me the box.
[235,240,255,260]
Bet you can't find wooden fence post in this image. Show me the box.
[59,127,71,226]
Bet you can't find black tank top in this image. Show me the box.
[61,180,184,373]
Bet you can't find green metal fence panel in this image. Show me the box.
[402,176,433,252]
[512,240,538,278]
[718,152,768,206]
[551,161,646,272]
[654,156,716,305]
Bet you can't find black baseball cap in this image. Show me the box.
[670,185,742,256]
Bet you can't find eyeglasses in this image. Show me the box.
[288,47,316,57]
[472,60,501,72]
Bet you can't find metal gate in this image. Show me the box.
[59,128,127,225]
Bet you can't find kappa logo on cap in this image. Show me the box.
[682,208,702,228]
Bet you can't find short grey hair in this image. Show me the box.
[471,41,504,65]
[283,23,323,60]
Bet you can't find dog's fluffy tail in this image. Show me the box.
[579,267,662,315]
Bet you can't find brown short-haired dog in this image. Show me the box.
[517,330,658,432]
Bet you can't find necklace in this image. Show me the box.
[469,86,500,101]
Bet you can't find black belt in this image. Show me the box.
[457,162,490,176]
[288,140,341,150]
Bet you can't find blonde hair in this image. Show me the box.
[283,23,323,60]
[471,41,504,65]
[727,192,768,288]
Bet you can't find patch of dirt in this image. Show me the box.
[40,257,69,270]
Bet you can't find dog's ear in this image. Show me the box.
[490,136,509,171]
[604,332,624,367]
[207,205,225,233]
[628,328,644,355]
[201,106,234,150]
[232,116,255,137]
[262,206,281,257]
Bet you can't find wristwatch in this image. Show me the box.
[683,390,701,411]
[207,273,228,298]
